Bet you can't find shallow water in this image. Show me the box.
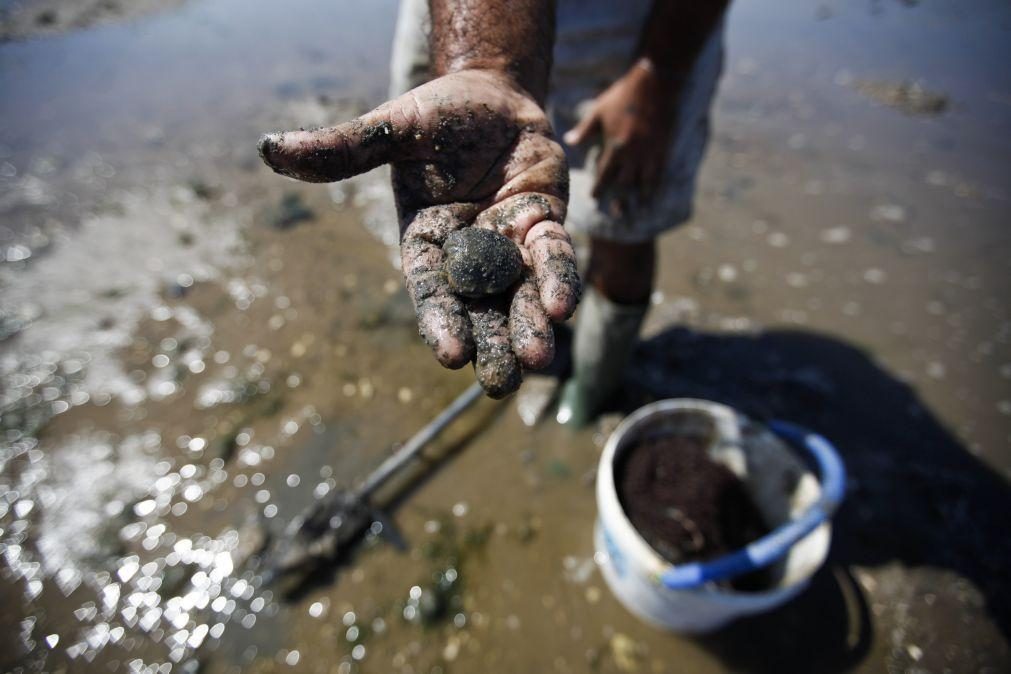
[1,0,1009,672]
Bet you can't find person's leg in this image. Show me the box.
[553,17,726,427]
[555,237,653,427]
[587,238,655,304]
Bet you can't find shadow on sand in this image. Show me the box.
[623,326,1010,672]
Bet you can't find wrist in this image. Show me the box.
[429,0,555,106]
[441,66,545,107]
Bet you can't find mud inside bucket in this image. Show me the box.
[615,409,773,590]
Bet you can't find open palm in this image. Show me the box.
[259,70,580,397]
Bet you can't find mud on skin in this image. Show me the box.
[484,193,557,238]
[400,205,478,369]
[540,251,582,307]
[467,298,521,399]
[442,228,523,298]
[258,118,412,185]
[508,270,555,371]
[390,107,522,211]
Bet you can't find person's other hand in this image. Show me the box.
[564,59,682,214]
[258,70,579,398]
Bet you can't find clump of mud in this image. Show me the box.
[616,434,769,587]
[442,228,523,298]
[854,80,949,116]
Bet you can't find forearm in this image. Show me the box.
[636,0,729,77]
[429,0,556,104]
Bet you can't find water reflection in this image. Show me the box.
[1,0,1009,671]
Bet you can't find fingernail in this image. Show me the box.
[563,131,577,145]
[257,133,279,165]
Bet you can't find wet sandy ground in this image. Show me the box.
[0,0,187,42]
[1,0,1009,672]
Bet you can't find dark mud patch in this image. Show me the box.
[266,192,315,230]
[0,0,187,42]
[616,434,769,589]
[359,120,395,148]
[854,79,949,116]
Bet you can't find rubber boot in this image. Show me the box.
[556,287,648,427]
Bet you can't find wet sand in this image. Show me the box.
[0,0,187,42]
[1,0,1009,672]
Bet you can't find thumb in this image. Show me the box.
[258,102,409,183]
[563,106,599,147]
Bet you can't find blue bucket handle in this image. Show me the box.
[659,421,846,590]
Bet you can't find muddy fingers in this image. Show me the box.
[400,206,478,369]
[525,220,580,321]
[474,192,566,243]
[467,298,522,399]
[509,271,555,371]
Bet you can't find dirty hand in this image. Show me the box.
[564,58,682,212]
[258,69,579,398]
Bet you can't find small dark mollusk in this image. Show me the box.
[443,228,523,298]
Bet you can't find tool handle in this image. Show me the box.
[356,382,484,498]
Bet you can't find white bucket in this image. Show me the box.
[594,398,845,633]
